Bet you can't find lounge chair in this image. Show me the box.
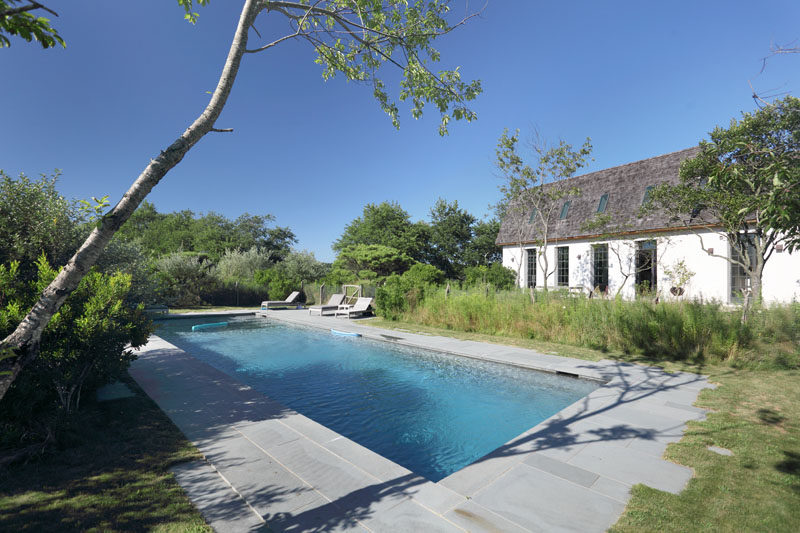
[308,293,345,316]
[261,291,302,310]
[334,297,373,319]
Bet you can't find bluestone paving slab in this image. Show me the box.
[170,460,267,533]
[445,500,530,533]
[567,440,693,493]
[523,452,599,487]
[471,463,626,533]
[355,498,464,532]
[589,476,632,503]
[266,436,385,502]
[234,419,303,450]
[131,310,714,532]
[388,477,467,515]
[321,433,413,482]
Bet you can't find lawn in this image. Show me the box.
[0,375,211,533]
[367,318,800,532]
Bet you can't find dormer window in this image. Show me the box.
[559,201,571,220]
[597,193,609,213]
[528,208,538,223]
[642,186,655,205]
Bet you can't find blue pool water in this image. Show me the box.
[156,316,598,481]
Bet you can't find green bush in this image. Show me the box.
[154,252,215,306]
[254,268,300,301]
[214,247,274,283]
[0,256,153,446]
[463,263,517,290]
[375,264,445,320]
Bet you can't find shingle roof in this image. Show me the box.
[496,147,701,245]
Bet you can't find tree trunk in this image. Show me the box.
[0,0,260,402]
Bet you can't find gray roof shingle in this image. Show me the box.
[496,147,701,245]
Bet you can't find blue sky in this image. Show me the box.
[2,1,798,262]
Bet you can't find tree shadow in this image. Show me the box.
[757,408,785,426]
[470,360,712,463]
[775,451,800,494]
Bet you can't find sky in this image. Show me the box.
[2,1,799,262]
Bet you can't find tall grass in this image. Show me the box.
[397,288,800,366]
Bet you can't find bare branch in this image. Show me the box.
[0,1,58,18]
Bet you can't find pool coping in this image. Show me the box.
[130,309,715,532]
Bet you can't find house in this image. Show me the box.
[495,147,800,304]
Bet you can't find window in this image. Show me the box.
[642,186,655,205]
[730,235,756,303]
[597,193,609,213]
[635,240,657,295]
[557,246,569,287]
[559,201,571,220]
[592,244,608,293]
[528,207,538,223]
[526,248,537,288]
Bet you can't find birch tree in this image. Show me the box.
[0,0,482,401]
[496,129,592,290]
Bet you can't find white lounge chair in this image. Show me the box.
[261,291,302,310]
[334,297,373,318]
[308,293,345,316]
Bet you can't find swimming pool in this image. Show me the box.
[156,316,599,482]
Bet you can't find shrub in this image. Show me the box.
[275,250,330,282]
[375,264,445,320]
[214,247,274,283]
[154,252,215,306]
[464,263,517,290]
[403,263,445,286]
[1,255,153,447]
[253,267,301,301]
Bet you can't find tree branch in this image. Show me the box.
[0,1,58,19]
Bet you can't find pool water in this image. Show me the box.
[156,316,598,481]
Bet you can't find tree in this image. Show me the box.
[275,250,329,282]
[333,201,431,261]
[116,202,296,261]
[333,244,414,280]
[464,218,502,266]
[1,0,482,401]
[496,129,592,290]
[0,0,64,48]
[647,96,800,318]
[0,171,82,280]
[427,198,475,279]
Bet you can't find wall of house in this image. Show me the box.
[501,229,800,304]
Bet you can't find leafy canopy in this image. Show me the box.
[679,96,799,250]
[0,1,64,48]
[333,201,429,261]
[180,0,481,135]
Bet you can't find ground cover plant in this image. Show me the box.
[0,375,210,532]
[377,287,800,367]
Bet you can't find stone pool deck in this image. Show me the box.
[130,309,714,532]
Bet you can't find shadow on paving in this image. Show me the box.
[473,361,710,463]
[265,474,427,532]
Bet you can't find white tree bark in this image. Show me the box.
[0,0,260,400]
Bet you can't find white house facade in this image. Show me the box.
[496,148,800,304]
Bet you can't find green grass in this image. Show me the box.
[381,288,800,368]
[0,375,211,532]
[365,317,800,532]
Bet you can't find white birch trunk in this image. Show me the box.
[0,0,260,401]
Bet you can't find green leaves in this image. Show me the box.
[0,1,65,49]
[176,0,211,24]
[257,0,481,135]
